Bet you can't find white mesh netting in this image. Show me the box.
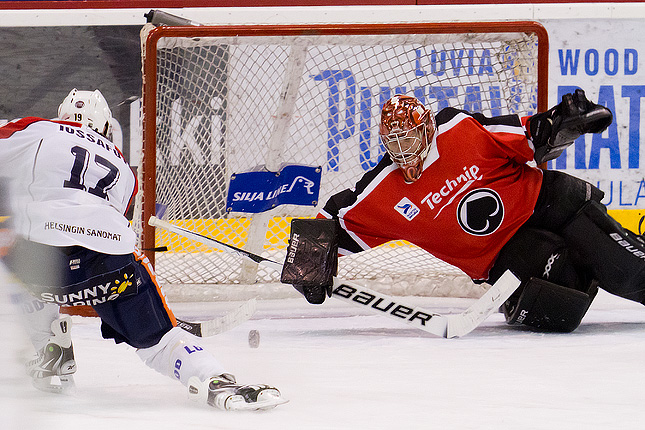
[135,23,545,300]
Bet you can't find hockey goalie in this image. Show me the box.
[280,89,644,334]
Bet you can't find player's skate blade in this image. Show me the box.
[218,387,288,411]
[31,374,76,394]
[188,375,288,411]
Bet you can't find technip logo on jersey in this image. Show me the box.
[421,164,482,218]
[395,197,420,221]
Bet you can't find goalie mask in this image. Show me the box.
[58,88,113,140]
[379,95,436,183]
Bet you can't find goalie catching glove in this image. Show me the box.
[281,218,339,304]
[528,89,613,164]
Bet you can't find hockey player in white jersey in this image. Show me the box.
[0,89,285,411]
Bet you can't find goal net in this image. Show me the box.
[135,21,548,300]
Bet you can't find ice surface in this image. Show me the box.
[3,289,645,430]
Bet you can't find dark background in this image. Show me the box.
[0,25,143,160]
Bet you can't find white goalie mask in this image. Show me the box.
[57,88,113,140]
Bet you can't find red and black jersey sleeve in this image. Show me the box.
[435,108,535,165]
[319,155,396,255]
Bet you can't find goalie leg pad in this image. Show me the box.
[489,227,590,294]
[281,218,339,304]
[490,227,598,332]
[561,200,645,304]
[504,277,598,332]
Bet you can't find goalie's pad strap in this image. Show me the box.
[281,218,339,289]
[504,277,597,332]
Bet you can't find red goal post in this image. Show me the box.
[136,21,548,299]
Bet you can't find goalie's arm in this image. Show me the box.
[318,156,395,256]
[527,88,613,164]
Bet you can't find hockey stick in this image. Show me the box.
[149,216,520,338]
[175,299,257,337]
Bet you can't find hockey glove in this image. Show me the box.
[281,218,339,304]
[529,89,613,164]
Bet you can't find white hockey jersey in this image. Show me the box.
[0,117,137,254]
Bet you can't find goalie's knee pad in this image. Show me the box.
[490,227,597,332]
[562,200,645,304]
[281,218,339,304]
[489,227,589,293]
[502,277,598,332]
[529,170,604,232]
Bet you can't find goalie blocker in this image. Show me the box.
[281,219,339,304]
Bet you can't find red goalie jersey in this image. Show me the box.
[319,108,543,281]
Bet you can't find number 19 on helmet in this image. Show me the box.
[57,88,114,141]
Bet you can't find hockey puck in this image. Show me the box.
[248,329,260,348]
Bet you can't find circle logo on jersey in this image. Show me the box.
[456,188,504,236]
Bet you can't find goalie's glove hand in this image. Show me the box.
[292,284,332,305]
[530,89,613,164]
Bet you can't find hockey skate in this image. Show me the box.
[187,373,288,411]
[26,316,76,394]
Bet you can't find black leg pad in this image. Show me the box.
[561,200,645,303]
[504,277,598,332]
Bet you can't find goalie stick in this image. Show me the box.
[148,216,520,338]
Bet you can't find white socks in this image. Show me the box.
[10,287,60,351]
[136,327,228,386]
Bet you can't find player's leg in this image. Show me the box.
[136,326,285,410]
[25,312,76,393]
[92,248,285,410]
[3,241,76,393]
[10,289,76,393]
